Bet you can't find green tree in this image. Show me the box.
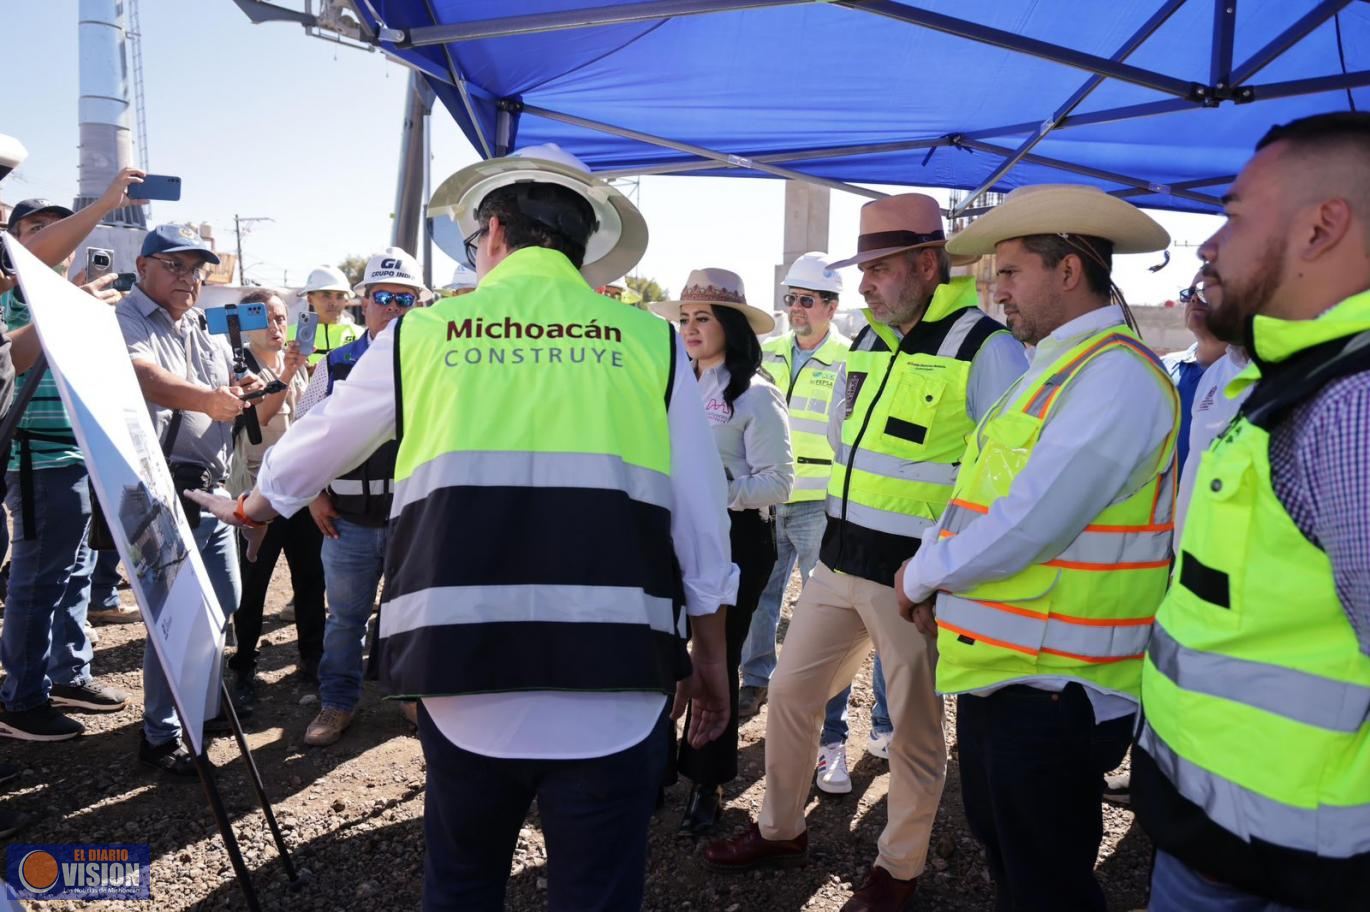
[338,254,367,288]
[625,275,668,303]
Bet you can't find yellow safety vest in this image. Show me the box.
[761,329,850,503]
[821,276,1010,584]
[380,246,687,698]
[934,325,1179,700]
[1135,291,1370,899]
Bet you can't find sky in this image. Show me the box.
[2,0,1227,310]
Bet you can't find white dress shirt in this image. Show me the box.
[257,320,740,759]
[903,306,1175,721]
[694,364,794,510]
[1174,347,1251,543]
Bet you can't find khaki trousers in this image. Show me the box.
[758,563,947,880]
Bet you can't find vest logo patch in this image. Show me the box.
[844,371,868,419]
[443,317,627,369]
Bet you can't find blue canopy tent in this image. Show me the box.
[320,0,1370,219]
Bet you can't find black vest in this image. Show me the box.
[325,335,397,527]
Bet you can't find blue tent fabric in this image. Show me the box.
[358,1,1370,213]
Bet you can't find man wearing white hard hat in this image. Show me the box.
[188,144,736,911]
[289,247,429,747]
[896,185,1180,911]
[290,265,359,369]
[443,262,478,297]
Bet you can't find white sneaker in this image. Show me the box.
[815,742,852,794]
[867,729,892,761]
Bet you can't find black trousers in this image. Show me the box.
[229,508,326,671]
[676,507,776,786]
[957,683,1133,912]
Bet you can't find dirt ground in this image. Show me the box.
[0,564,1152,911]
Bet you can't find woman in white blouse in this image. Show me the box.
[657,268,794,837]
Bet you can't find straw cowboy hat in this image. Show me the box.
[653,268,776,335]
[947,184,1170,256]
[831,193,979,269]
[429,143,648,288]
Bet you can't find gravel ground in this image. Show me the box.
[0,565,1152,911]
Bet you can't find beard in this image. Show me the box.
[871,278,931,327]
[1203,236,1285,344]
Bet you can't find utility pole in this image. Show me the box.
[233,213,273,285]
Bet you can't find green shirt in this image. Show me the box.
[0,288,82,472]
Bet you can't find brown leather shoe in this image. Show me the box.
[840,865,918,912]
[704,823,807,871]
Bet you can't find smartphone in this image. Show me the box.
[203,302,269,334]
[85,247,115,282]
[296,311,320,357]
[113,273,137,292]
[126,174,182,201]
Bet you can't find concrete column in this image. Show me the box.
[773,180,830,312]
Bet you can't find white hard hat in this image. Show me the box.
[449,262,478,290]
[297,265,353,297]
[354,247,429,298]
[0,134,27,184]
[782,252,843,294]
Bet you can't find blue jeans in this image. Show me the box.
[90,550,123,611]
[318,517,388,712]
[142,492,241,746]
[417,703,669,911]
[1149,850,1313,912]
[821,651,891,745]
[0,465,95,712]
[740,500,827,688]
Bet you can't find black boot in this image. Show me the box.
[232,665,258,709]
[678,783,723,838]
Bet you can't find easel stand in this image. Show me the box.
[0,357,303,909]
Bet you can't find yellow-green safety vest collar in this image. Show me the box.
[764,329,849,371]
[1225,289,1370,397]
[477,245,589,290]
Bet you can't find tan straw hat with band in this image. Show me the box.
[830,193,979,269]
[946,184,1170,256]
[652,268,775,335]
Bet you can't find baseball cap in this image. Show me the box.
[140,224,221,264]
[6,198,75,234]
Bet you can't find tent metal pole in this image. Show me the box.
[838,0,1203,100]
[961,98,1198,141]
[1210,0,1236,91]
[1247,70,1370,101]
[519,103,889,199]
[594,138,952,178]
[960,138,1223,208]
[1113,174,1236,199]
[399,0,817,46]
[419,0,492,158]
[1231,0,1352,85]
[951,0,1187,216]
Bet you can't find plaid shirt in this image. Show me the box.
[1269,370,1370,656]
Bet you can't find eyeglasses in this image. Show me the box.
[783,292,828,309]
[1179,286,1207,305]
[370,290,418,309]
[463,226,488,266]
[149,255,210,282]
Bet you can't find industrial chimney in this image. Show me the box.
[74,0,146,227]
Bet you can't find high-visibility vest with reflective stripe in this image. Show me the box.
[379,246,687,699]
[934,325,1179,699]
[1137,292,1370,875]
[289,319,360,367]
[820,276,1009,585]
[325,333,396,526]
[762,329,850,503]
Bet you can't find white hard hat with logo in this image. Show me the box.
[297,265,353,297]
[448,262,478,291]
[782,252,843,294]
[429,143,648,287]
[354,247,429,298]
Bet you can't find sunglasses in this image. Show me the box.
[1179,286,1207,305]
[783,292,829,309]
[370,290,418,309]
[463,227,488,266]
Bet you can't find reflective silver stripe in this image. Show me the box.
[848,449,959,487]
[1148,624,1370,734]
[789,395,832,417]
[793,475,829,491]
[392,450,672,515]
[941,501,983,534]
[936,309,985,358]
[1153,463,1176,524]
[330,478,391,496]
[381,584,684,639]
[790,416,830,437]
[835,499,935,538]
[940,594,1152,659]
[1051,526,1172,566]
[1138,723,1370,857]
